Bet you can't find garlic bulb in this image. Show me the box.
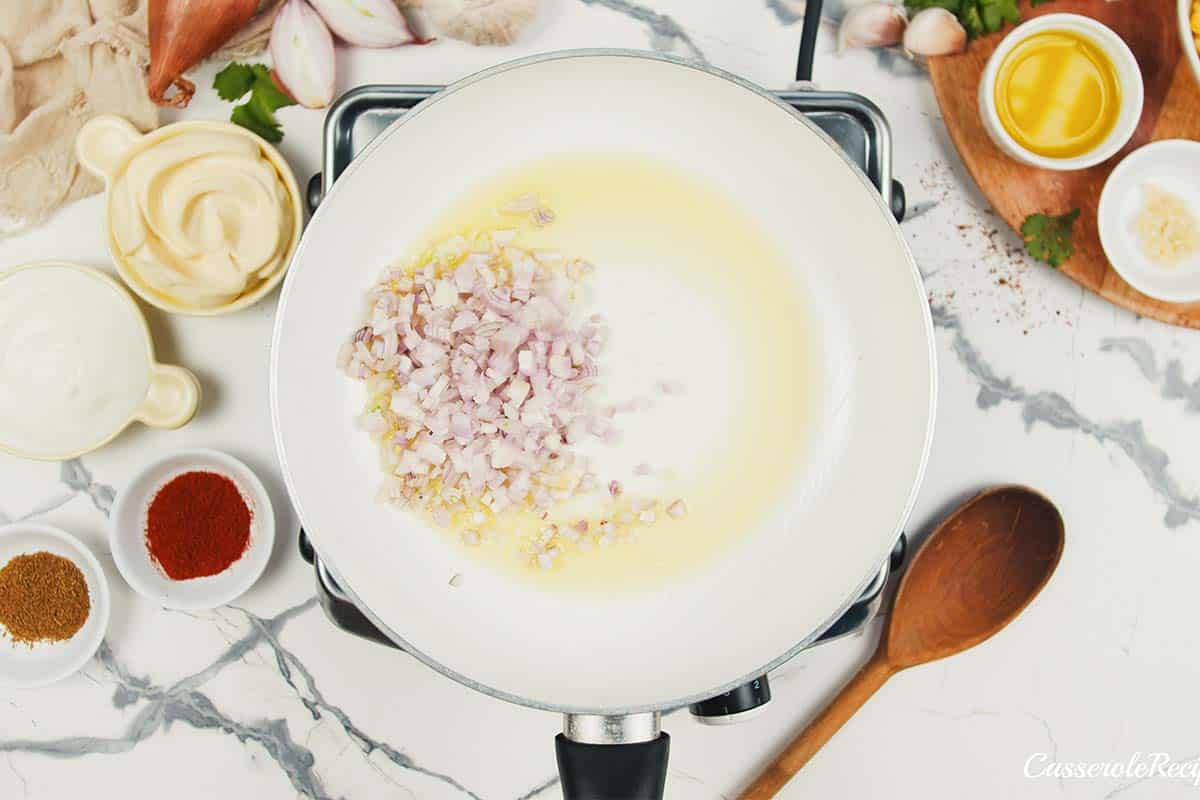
[837,2,907,52]
[308,0,424,47]
[270,0,336,108]
[424,0,539,46]
[903,6,967,57]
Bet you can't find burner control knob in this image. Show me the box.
[688,675,771,725]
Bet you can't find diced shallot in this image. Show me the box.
[342,223,690,568]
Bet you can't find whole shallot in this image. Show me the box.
[308,0,427,47]
[148,0,260,107]
[270,0,336,108]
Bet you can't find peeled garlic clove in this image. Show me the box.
[837,2,907,53]
[308,0,425,47]
[270,0,335,108]
[903,6,967,57]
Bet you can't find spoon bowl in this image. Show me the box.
[740,485,1064,799]
[887,486,1064,668]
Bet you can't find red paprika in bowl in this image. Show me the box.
[145,471,252,580]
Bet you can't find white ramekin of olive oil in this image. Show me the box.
[979,13,1144,171]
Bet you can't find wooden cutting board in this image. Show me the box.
[928,0,1200,328]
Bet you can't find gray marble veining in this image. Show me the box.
[0,458,112,525]
[577,0,706,59]
[0,602,327,795]
[59,459,114,517]
[1102,337,1200,413]
[935,306,1200,527]
[238,605,492,800]
[0,598,556,800]
[1100,338,1159,383]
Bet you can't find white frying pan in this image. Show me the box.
[271,50,935,798]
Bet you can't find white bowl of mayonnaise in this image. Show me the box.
[76,115,303,316]
[0,262,200,461]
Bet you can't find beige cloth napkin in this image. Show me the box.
[0,0,281,231]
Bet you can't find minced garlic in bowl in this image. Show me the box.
[1134,184,1200,266]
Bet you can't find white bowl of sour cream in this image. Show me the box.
[76,115,302,316]
[0,262,200,461]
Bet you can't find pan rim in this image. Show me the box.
[270,48,938,714]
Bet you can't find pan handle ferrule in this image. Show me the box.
[562,712,661,744]
[556,714,670,800]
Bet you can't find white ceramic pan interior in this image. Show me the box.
[271,51,935,713]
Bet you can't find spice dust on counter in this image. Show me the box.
[0,552,90,646]
[145,471,252,580]
[914,161,1071,332]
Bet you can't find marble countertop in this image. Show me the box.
[3,2,1200,798]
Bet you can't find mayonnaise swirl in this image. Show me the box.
[109,131,293,309]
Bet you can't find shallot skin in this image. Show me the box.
[148,0,260,107]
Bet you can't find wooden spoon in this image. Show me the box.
[739,485,1064,799]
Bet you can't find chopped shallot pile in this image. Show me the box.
[339,199,687,570]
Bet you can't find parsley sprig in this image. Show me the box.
[1021,208,1079,268]
[213,63,296,143]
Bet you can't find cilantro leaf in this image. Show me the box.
[1021,208,1080,268]
[979,0,1019,33]
[213,63,256,101]
[961,5,984,37]
[231,104,283,143]
[247,65,294,113]
[212,61,296,143]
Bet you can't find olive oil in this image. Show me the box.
[995,29,1122,159]
[411,153,819,591]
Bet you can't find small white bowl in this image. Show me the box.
[978,13,1144,171]
[110,450,275,610]
[1179,0,1200,87]
[1098,140,1200,303]
[0,524,110,689]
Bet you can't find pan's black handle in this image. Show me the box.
[555,733,670,800]
[796,0,825,82]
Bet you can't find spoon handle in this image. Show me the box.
[738,652,897,799]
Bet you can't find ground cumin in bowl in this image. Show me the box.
[0,551,90,645]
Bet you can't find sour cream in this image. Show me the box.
[108,131,294,309]
[0,266,151,458]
